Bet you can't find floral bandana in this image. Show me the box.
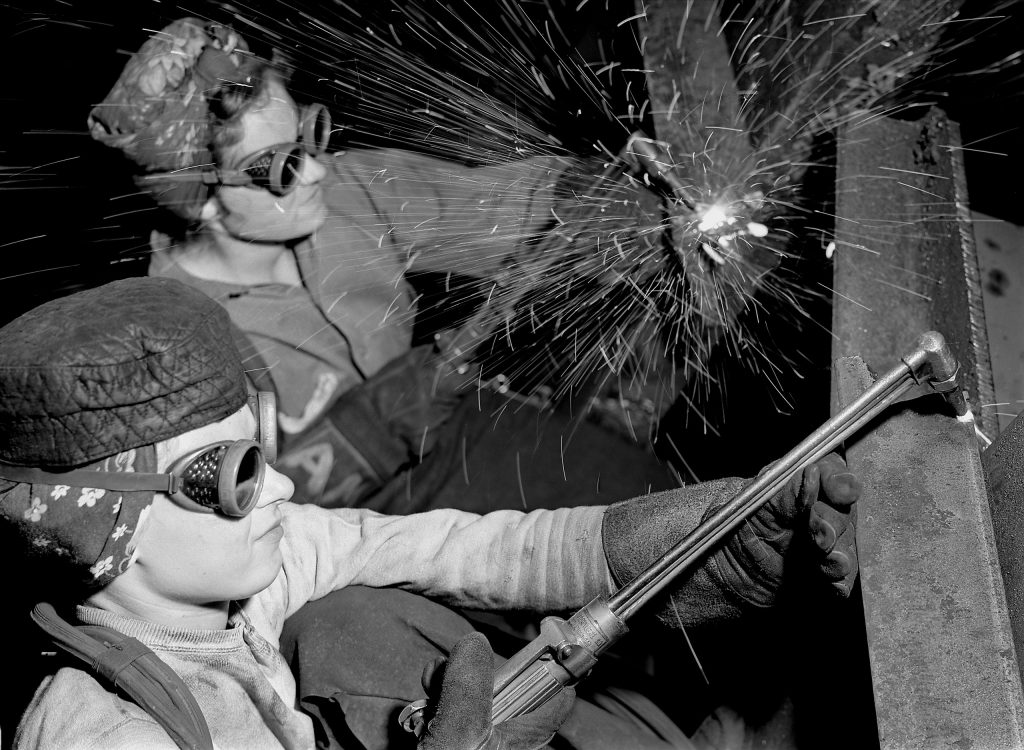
[88,18,255,220]
[0,446,157,588]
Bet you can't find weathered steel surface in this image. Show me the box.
[834,357,1024,748]
[634,0,753,178]
[984,411,1024,687]
[833,109,1024,746]
[832,107,998,439]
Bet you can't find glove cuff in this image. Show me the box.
[601,480,754,627]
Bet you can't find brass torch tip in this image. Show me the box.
[915,331,969,418]
[916,331,958,384]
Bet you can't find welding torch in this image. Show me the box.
[401,330,969,734]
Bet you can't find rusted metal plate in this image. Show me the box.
[833,109,1024,746]
[835,357,1024,748]
[832,107,997,439]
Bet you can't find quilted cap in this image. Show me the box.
[88,18,257,220]
[0,276,247,468]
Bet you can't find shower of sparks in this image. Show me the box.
[5,0,1022,441]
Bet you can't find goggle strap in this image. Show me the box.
[137,170,244,188]
[0,463,179,495]
[137,171,225,186]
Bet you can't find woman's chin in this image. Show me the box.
[220,193,328,243]
[232,216,326,244]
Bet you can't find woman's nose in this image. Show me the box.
[299,154,328,186]
[258,465,295,507]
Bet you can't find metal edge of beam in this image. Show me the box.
[832,109,994,412]
[833,109,1024,747]
[949,117,1000,443]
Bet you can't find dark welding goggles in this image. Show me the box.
[0,392,279,518]
[138,103,332,197]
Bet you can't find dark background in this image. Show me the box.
[0,2,1021,747]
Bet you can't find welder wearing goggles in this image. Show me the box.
[0,277,860,750]
[137,103,332,198]
[0,391,278,518]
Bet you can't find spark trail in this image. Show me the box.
[11,0,1021,444]
[216,0,1012,440]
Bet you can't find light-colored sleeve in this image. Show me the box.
[15,671,177,750]
[325,149,567,277]
[267,504,612,624]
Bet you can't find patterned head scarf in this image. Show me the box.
[0,276,248,587]
[88,18,258,221]
[0,448,157,587]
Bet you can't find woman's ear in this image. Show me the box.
[148,230,171,253]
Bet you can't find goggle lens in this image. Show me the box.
[300,103,331,155]
[241,145,305,197]
[171,440,265,517]
[249,390,278,465]
[233,443,263,511]
[236,103,330,197]
[280,148,304,193]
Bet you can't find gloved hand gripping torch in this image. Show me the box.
[401,330,970,734]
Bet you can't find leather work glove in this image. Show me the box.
[602,452,860,627]
[708,452,860,607]
[417,632,575,750]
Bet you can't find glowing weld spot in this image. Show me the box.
[825,241,837,259]
[697,205,730,234]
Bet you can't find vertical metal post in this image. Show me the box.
[832,108,997,439]
[833,108,1024,747]
[984,411,1024,688]
[633,0,753,175]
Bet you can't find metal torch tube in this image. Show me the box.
[484,331,963,728]
[609,358,920,620]
[493,665,566,723]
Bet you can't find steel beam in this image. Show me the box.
[832,108,997,437]
[833,109,1024,747]
[984,410,1024,691]
[634,0,753,177]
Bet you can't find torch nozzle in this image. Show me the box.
[903,331,970,418]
